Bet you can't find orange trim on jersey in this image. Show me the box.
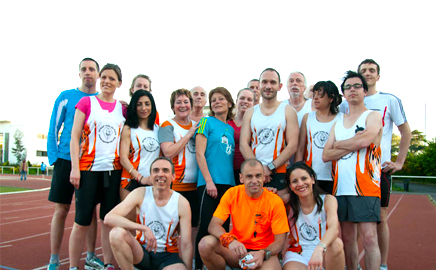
[287,227,302,254]
[172,182,197,192]
[79,121,97,171]
[305,129,313,167]
[155,110,160,125]
[252,126,258,156]
[332,160,338,195]
[113,124,123,170]
[164,219,179,253]
[355,143,381,198]
[136,214,146,245]
[121,135,141,181]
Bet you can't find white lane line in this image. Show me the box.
[0,187,50,196]
[0,245,13,248]
[0,205,53,214]
[1,213,73,226]
[358,195,404,262]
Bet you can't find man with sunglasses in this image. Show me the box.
[339,60,411,270]
[323,71,383,270]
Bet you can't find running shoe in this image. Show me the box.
[104,264,115,270]
[380,265,388,270]
[47,262,60,270]
[85,255,104,269]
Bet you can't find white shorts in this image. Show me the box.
[283,248,324,269]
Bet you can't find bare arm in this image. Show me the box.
[160,123,199,159]
[70,110,86,189]
[308,195,340,269]
[334,111,382,151]
[295,113,309,162]
[247,233,287,269]
[383,122,411,173]
[322,123,351,162]
[178,196,193,270]
[195,134,217,198]
[239,108,255,160]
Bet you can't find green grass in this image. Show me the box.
[0,186,32,193]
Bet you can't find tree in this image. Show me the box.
[11,129,26,163]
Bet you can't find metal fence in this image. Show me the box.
[0,166,54,176]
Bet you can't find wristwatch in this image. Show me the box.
[263,249,271,261]
[267,162,276,172]
[317,242,327,253]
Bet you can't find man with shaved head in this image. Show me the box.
[190,86,207,122]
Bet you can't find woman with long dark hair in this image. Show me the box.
[283,162,344,270]
[119,90,159,207]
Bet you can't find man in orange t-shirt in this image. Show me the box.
[198,158,289,270]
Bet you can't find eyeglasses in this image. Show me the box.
[343,83,363,90]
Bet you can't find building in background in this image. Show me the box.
[0,120,49,165]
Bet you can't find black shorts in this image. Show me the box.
[134,246,183,270]
[264,173,287,191]
[74,170,121,226]
[178,189,199,227]
[124,178,141,192]
[380,172,392,207]
[317,180,333,195]
[48,158,74,204]
[337,196,380,223]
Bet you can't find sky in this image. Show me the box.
[1,0,435,140]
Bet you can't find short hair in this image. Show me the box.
[99,63,122,82]
[208,87,235,121]
[288,71,307,88]
[129,74,152,97]
[247,79,259,87]
[236,88,254,99]
[313,81,342,114]
[358,59,380,75]
[259,68,281,84]
[340,70,368,94]
[240,158,263,174]
[170,89,193,114]
[125,90,157,130]
[150,157,175,174]
[79,57,100,72]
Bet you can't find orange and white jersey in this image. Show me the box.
[251,102,288,173]
[136,186,180,253]
[332,111,381,197]
[160,119,198,191]
[121,125,160,185]
[287,195,327,253]
[304,112,341,181]
[79,96,125,171]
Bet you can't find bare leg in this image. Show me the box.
[360,222,380,270]
[378,207,389,265]
[109,227,144,270]
[86,209,98,252]
[324,238,345,270]
[101,222,114,265]
[50,203,71,255]
[69,223,89,268]
[283,261,307,270]
[341,221,358,270]
[199,235,235,270]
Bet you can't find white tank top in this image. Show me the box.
[121,125,160,180]
[251,102,288,173]
[80,96,125,171]
[333,111,381,197]
[305,112,341,181]
[288,195,327,252]
[136,186,180,253]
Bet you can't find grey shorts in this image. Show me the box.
[337,196,380,223]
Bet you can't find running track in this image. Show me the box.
[1,175,436,269]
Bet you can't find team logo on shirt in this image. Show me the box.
[98,125,117,143]
[187,137,196,153]
[258,128,274,145]
[220,134,233,155]
[147,220,166,240]
[299,222,317,241]
[313,131,329,149]
[142,137,159,152]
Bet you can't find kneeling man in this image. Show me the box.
[199,158,289,269]
[104,157,192,270]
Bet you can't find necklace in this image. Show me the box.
[290,99,305,108]
[244,191,264,238]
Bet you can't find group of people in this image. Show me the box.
[45,57,411,270]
